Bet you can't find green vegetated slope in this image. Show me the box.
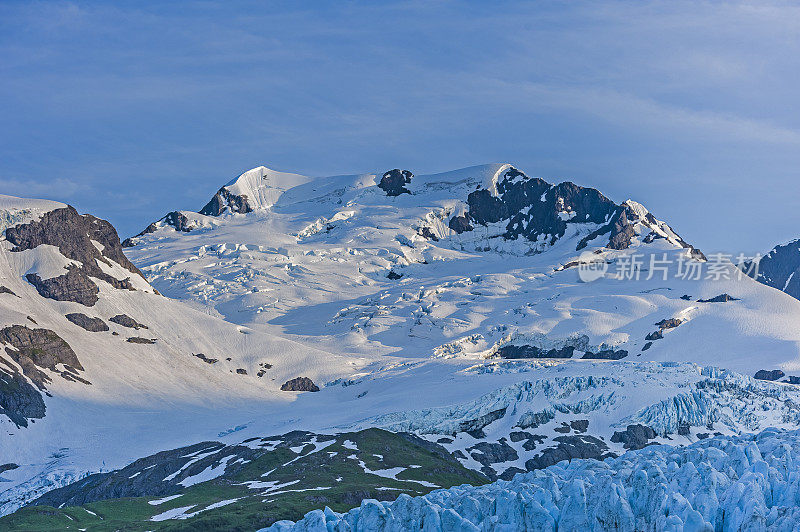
[1,428,487,531]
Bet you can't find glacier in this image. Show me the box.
[266,427,800,531]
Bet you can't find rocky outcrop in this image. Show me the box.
[467,439,518,480]
[581,348,628,360]
[127,337,156,344]
[525,434,616,470]
[378,169,413,196]
[5,206,146,305]
[611,424,657,450]
[280,377,320,392]
[743,239,800,301]
[698,294,739,303]
[0,325,86,389]
[496,345,574,359]
[445,166,703,258]
[200,187,252,216]
[0,286,16,296]
[109,314,147,330]
[194,353,217,364]
[25,268,100,306]
[754,369,785,381]
[65,313,109,332]
[0,369,46,427]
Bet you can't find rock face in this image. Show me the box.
[698,294,739,303]
[524,434,616,470]
[0,325,86,389]
[5,206,146,306]
[280,377,320,392]
[581,348,628,360]
[447,166,704,258]
[611,424,657,450]
[127,337,155,344]
[0,370,46,428]
[378,169,413,196]
[0,286,16,296]
[109,314,147,330]
[200,187,252,216]
[496,344,574,359]
[755,369,785,381]
[743,239,800,301]
[65,313,109,332]
[25,268,100,306]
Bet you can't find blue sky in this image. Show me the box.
[2,1,799,253]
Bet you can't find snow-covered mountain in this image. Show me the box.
[6,163,800,529]
[125,164,800,376]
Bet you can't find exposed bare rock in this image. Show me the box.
[200,187,252,216]
[26,268,100,306]
[0,369,45,428]
[656,318,683,329]
[582,348,628,360]
[378,169,413,196]
[698,294,740,303]
[525,435,616,471]
[0,325,85,389]
[611,424,657,450]
[6,206,147,305]
[65,313,109,332]
[280,377,320,392]
[496,344,574,359]
[236,368,248,375]
[0,286,17,297]
[127,337,156,344]
[467,438,518,480]
[194,353,218,364]
[754,369,785,381]
[109,314,148,330]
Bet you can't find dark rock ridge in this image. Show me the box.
[698,294,739,303]
[280,376,320,392]
[447,166,704,258]
[194,353,218,364]
[644,318,684,344]
[65,313,109,332]
[467,438,518,480]
[581,348,628,360]
[754,369,785,381]
[496,344,574,359]
[0,325,87,390]
[109,314,147,330]
[378,169,413,196]
[200,187,252,216]
[525,435,616,470]
[123,212,195,246]
[611,424,657,450]
[5,206,147,306]
[26,267,100,306]
[0,369,46,427]
[742,239,800,301]
[127,337,156,344]
[0,286,16,296]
